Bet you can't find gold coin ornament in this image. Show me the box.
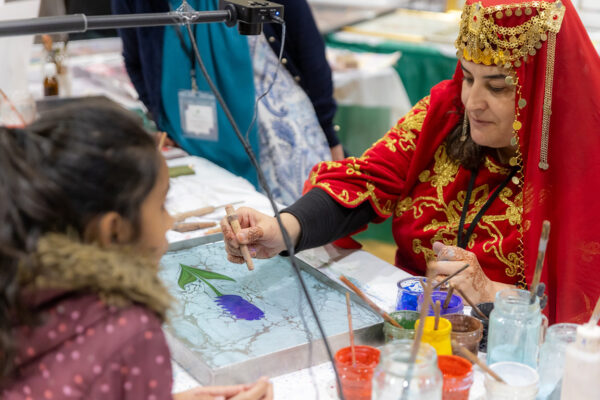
[513,120,522,131]
[518,98,527,109]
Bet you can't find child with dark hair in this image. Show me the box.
[0,100,272,399]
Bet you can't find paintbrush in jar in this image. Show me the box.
[339,275,403,329]
[455,286,488,321]
[588,295,600,326]
[530,220,551,304]
[400,271,434,400]
[443,283,455,310]
[453,340,506,383]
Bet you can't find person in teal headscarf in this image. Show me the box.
[161,0,259,187]
[114,0,341,201]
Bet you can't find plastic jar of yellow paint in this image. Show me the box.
[414,316,453,356]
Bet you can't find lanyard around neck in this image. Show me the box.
[457,166,519,249]
[173,24,199,91]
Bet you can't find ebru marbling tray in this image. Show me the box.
[159,235,383,385]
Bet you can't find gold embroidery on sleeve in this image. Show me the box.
[309,97,430,216]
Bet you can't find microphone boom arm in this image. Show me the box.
[0,0,283,37]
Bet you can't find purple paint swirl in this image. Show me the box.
[214,295,265,321]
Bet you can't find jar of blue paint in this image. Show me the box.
[395,277,425,311]
[417,290,464,316]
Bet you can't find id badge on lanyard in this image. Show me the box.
[178,86,219,141]
[176,24,219,141]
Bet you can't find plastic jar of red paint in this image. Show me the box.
[437,354,474,400]
[334,345,380,400]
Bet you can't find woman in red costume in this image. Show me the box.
[222,0,600,324]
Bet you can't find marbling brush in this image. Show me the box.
[530,220,551,303]
[339,275,402,329]
[455,286,488,320]
[346,292,357,366]
[173,221,216,232]
[434,300,442,330]
[226,205,254,271]
[157,131,166,150]
[453,340,506,383]
[443,283,454,310]
[204,226,223,235]
[401,270,434,400]
[174,200,243,223]
[433,263,469,290]
[588,296,600,326]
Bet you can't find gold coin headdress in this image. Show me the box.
[455,1,566,170]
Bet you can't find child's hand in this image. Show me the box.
[173,377,273,399]
[221,207,301,264]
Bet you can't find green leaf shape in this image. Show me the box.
[179,264,236,282]
[196,276,223,297]
[178,268,197,289]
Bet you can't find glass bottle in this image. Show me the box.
[372,339,442,400]
[444,314,483,357]
[487,288,547,368]
[43,62,59,97]
[536,323,577,399]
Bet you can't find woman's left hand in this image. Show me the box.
[427,242,502,304]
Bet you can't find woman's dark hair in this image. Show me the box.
[0,99,159,380]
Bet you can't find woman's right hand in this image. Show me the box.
[220,207,301,264]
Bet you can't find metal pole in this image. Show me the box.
[0,10,232,37]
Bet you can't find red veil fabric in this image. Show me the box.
[307,0,600,323]
[423,1,600,322]
[517,0,600,323]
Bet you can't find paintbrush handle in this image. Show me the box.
[433,263,469,290]
[174,206,216,222]
[530,221,551,301]
[589,296,600,326]
[339,275,403,329]
[455,287,488,320]
[173,201,244,222]
[203,226,222,235]
[173,221,216,232]
[346,292,356,366]
[443,284,455,310]
[157,131,167,150]
[434,300,441,330]
[409,272,434,366]
[453,340,506,383]
[226,206,254,271]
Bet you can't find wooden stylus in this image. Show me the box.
[225,205,254,271]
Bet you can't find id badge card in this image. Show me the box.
[178,90,218,141]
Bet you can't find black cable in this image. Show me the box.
[240,15,319,397]
[244,15,285,142]
[180,13,345,399]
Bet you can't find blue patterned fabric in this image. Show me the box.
[249,35,331,206]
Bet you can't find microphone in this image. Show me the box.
[0,0,283,38]
[220,0,284,35]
